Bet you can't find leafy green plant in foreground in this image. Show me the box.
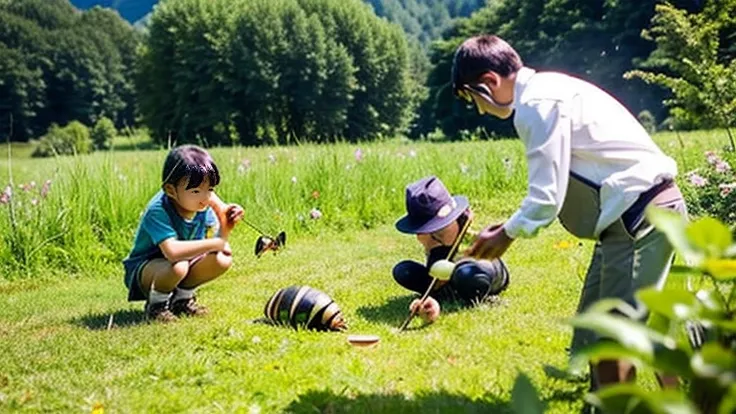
[566,208,736,413]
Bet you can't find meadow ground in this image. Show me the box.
[0,130,729,412]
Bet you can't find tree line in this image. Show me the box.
[0,0,138,142]
[1,0,734,147]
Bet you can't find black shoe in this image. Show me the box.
[145,300,177,323]
[170,295,209,317]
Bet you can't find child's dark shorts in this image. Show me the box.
[124,252,209,302]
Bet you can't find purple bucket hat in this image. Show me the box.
[395,176,469,234]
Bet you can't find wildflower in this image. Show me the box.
[705,151,719,165]
[408,149,417,158]
[460,163,469,174]
[29,181,36,189]
[268,154,276,164]
[719,183,736,198]
[715,160,731,173]
[40,180,51,198]
[354,148,363,162]
[0,185,10,205]
[238,159,251,174]
[30,198,39,206]
[688,173,708,187]
[19,183,30,192]
[312,190,320,199]
[309,208,322,220]
[291,176,297,184]
[554,240,573,249]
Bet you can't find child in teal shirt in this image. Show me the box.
[123,145,244,322]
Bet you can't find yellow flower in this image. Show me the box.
[554,240,573,249]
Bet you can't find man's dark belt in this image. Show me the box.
[621,178,680,234]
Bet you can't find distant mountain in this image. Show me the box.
[69,0,156,23]
[70,0,485,46]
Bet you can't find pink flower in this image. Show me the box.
[1,185,11,204]
[237,159,251,174]
[354,148,363,162]
[715,160,731,173]
[688,173,708,187]
[719,183,736,198]
[706,151,719,165]
[309,208,322,220]
[40,180,51,198]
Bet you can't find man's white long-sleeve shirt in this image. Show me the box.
[503,67,678,239]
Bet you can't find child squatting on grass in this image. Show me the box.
[393,175,510,323]
[452,35,687,390]
[122,145,244,323]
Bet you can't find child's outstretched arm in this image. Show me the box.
[159,237,226,263]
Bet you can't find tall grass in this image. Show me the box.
[0,129,729,280]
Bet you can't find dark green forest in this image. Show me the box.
[2,0,735,146]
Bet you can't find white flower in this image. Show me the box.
[309,208,322,220]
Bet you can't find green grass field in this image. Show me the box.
[0,130,731,412]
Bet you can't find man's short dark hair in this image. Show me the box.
[452,35,523,91]
[162,144,221,189]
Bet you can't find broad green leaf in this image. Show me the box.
[511,373,545,414]
[587,298,645,319]
[695,290,727,314]
[725,245,736,258]
[636,288,700,320]
[651,345,695,379]
[718,385,736,414]
[702,259,736,281]
[686,217,733,258]
[588,384,698,414]
[570,341,649,373]
[691,343,736,382]
[568,313,675,357]
[646,206,702,264]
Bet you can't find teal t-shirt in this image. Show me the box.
[122,191,218,288]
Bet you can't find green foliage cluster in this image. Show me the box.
[0,0,139,142]
[31,121,94,157]
[625,1,736,149]
[681,150,736,225]
[90,116,117,150]
[414,0,735,140]
[569,209,736,413]
[136,0,417,146]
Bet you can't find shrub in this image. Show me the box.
[681,150,736,224]
[90,117,116,150]
[32,121,93,157]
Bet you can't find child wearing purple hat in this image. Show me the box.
[393,175,510,314]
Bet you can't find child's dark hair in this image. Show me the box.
[452,35,523,88]
[162,145,220,189]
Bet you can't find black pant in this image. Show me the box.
[392,260,457,302]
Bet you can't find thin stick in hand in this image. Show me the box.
[398,216,473,332]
